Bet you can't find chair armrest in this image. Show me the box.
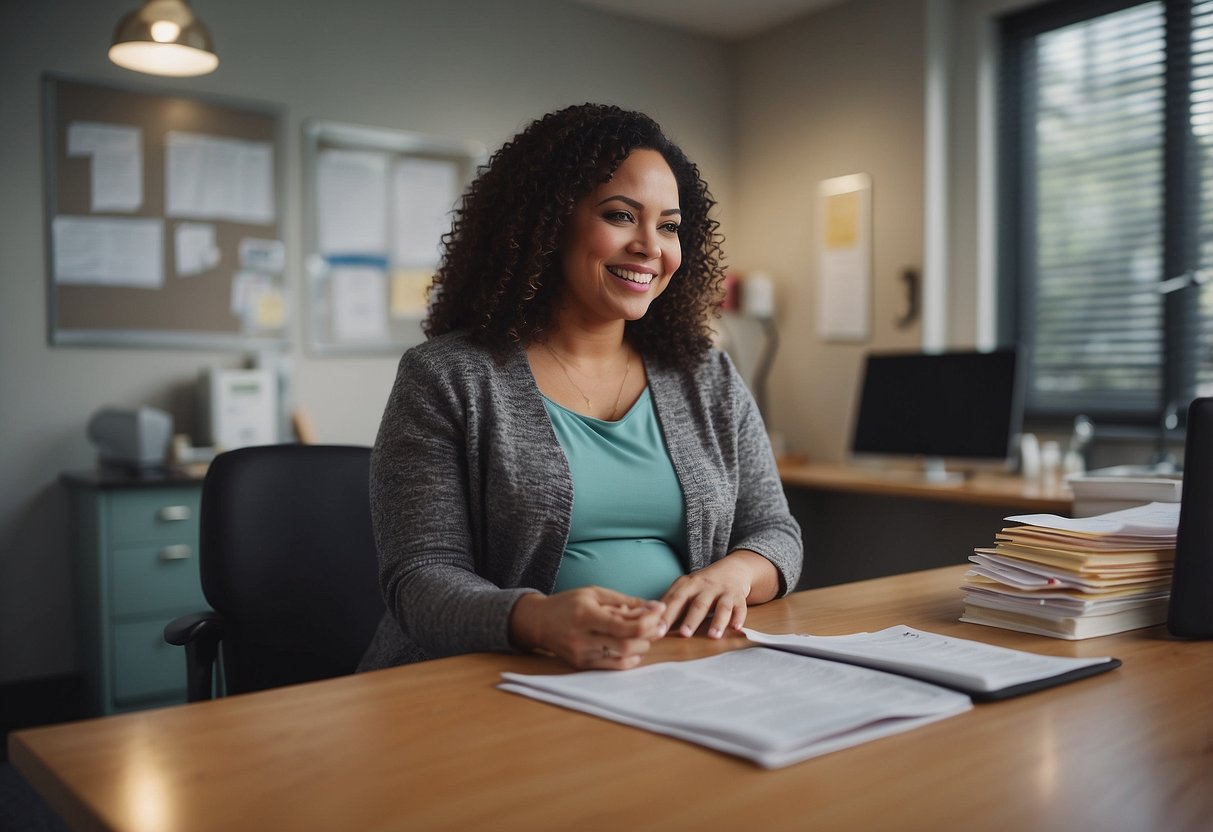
[164,610,222,645]
[164,611,225,702]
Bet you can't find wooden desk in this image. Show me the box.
[778,463,1073,589]
[10,566,1211,832]
[777,461,1073,513]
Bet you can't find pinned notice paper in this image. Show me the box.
[53,216,163,288]
[817,173,871,342]
[254,287,286,329]
[317,149,389,255]
[392,157,458,267]
[332,264,388,341]
[229,271,286,332]
[390,268,432,318]
[231,269,268,316]
[239,237,285,273]
[174,222,220,276]
[165,131,275,224]
[67,121,143,212]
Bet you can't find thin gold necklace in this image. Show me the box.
[543,342,632,420]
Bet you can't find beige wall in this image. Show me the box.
[732,0,927,461]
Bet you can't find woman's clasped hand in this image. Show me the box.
[509,550,779,670]
[510,588,668,669]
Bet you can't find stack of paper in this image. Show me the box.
[960,502,1180,639]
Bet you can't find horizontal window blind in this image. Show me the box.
[1001,0,1213,424]
[1194,0,1213,399]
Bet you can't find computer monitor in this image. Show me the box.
[850,348,1022,482]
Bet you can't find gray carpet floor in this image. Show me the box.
[0,763,67,832]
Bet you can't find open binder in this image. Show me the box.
[500,626,1120,768]
[742,625,1120,701]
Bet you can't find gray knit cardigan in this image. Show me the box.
[357,332,803,670]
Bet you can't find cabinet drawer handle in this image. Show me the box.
[159,544,193,561]
[157,505,192,522]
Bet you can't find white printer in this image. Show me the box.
[196,368,278,451]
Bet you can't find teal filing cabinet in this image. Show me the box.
[64,471,207,715]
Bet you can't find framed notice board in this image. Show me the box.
[43,74,286,349]
[302,120,484,355]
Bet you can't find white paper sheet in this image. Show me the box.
[165,132,275,224]
[1005,502,1180,536]
[818,247,868,339]
[238,237,285,273]
[174,222,220,276]
[53,216,163,288]
[227,270,285,332]
[960,585,1170,615]
[316,149,389,255]
[392,157,459,267]
[230,269,270,315]
[67,121,143,212]
[331,264,388,341]
[968,552,1171,589]
[500,649,970,769]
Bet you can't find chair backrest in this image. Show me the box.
[199,444,384,695]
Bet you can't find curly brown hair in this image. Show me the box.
[425,103,725,369]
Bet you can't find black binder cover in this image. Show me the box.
[962,658,1121,702]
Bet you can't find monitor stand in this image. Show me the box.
[922,458,964,485]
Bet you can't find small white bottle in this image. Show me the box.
[1063,449,1085,477]
[1020,433,1041,479]
[1040,440,1061,482]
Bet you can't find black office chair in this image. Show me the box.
[164,444,385,700]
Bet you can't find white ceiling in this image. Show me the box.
[557,0,847,41]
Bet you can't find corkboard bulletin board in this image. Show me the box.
[43,74,286,349]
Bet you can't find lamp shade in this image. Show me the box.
[109,0,218,77]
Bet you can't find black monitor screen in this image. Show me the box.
[851,349,1021,463]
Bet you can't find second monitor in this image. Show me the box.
[850,348,1023,483]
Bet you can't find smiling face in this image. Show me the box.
[556,149,682,330]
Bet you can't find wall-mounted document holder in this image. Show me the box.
[302,120,484,356]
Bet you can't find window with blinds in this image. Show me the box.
[1000,0,1213,426]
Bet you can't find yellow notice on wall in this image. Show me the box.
[390,268,433,318]
[824,191,860,250]
[255,288,286,329]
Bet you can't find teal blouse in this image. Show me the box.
[543,389,687,600]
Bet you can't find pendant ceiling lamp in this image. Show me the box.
[109,0,218,77]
